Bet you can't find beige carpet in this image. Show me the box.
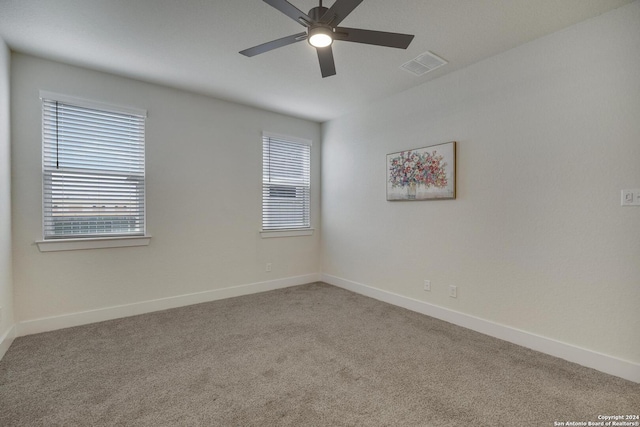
[1,282,638,426]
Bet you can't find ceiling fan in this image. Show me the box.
[240,0,415,78]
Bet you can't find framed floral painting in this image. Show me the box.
[386,141,456,201]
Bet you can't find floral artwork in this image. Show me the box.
[386,141,456,201]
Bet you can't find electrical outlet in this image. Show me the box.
[621,189,640,206]
[266,263,272,272]
[423,280,431,291]
[449,285,457,298]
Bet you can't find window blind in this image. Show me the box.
[42,96,146,239]
[262,134,311,230]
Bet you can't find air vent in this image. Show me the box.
[401,51,447,76]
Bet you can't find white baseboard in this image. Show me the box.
[0,324,16,361]
[17,273,321,337]
[322,274,640,384]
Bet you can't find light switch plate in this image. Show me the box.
[621,189,640,206]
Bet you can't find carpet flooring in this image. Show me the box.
[1,282,638,426]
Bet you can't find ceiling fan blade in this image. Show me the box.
[240,32,307,57]
[334,27,415,49]
[263,0,314,26]
[320,0,363,26]
[316,46,336,78]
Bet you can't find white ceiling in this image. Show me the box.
[0,0,632,122]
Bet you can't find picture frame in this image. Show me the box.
[386,141,456,201]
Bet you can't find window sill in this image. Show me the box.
[260,229,314,239]
[35,235,152,252]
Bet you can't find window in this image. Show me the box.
[41,92,146,241]
[262,133,311,232]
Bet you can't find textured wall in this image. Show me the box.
[11,54,321,322]
[321,2,640,363]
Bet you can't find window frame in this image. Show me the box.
[36,91,151,251]
[260,132,313,238]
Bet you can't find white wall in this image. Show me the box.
[0,39,14,354]
[11,54,321,327]
[321,2,640,364]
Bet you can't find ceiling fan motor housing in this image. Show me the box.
[308,6,330,23]
[307,6,333,48]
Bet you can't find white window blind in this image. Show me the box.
[262,134,311,230]
[41,94,146,240]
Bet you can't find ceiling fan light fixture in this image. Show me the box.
[308,26,333,48]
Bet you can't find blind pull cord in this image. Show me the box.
[268,139,272,184]
[55,101,59,169]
